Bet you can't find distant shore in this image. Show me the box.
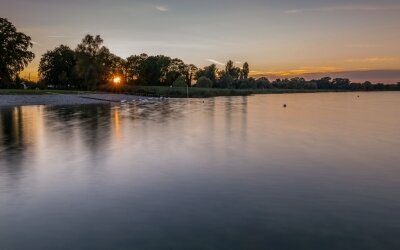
[129,86,356,98]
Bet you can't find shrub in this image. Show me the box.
[172,76,187,87]
[239,78,257,89]
[196,76,213,88]
[218,74,234,89]
[256,77,272,89]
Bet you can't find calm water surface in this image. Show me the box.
[1,92,400,249]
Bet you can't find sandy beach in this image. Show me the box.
[0,94,148,107]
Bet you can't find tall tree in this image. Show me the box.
[75,34,106,90]
[242,62,250,79]
[126,53,148,81]
[138,56,171,85]
[186,64,198,85]
[38,45,76,88]
[225,60,241,79]
[0,18,35,83]
[225,60,234,75]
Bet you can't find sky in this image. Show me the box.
[1,0,400,83]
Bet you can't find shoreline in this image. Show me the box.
[0,93,148,107]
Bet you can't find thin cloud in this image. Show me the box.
[31,41,41,46]
[155,5,169,12]
[235,61,242,64]
[251,66,343,77]
[207,59,225,66]
[285,5,400,14]
[345,57,398,63]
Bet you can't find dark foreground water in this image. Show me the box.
[1,92,400,250]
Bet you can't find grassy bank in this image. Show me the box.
[128,86,349,98]
[0,87,350,98]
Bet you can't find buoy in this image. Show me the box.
[283,104,287,108]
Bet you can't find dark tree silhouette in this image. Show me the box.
[242,62,250,79]
[0,18,35,83]
[38,45,76,87]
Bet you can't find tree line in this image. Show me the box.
[36,33,257,90]
[1,17,400,91]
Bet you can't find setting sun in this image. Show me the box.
[113,77,121,84]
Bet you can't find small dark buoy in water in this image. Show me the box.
[357,95,360,98]
[283,104,287,108]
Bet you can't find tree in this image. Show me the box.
[75,34,113,90]
[126,53,148,82]
[75,35,102,89]
[0,18,35,83]
[239,78,257,89]
[38,45,76,88]
[185,64,198,86]
[74,34,124,89]
[225,60,241,79]
[196,76,213,88]
[315,77,332,89]
[138,55,171,85]
[242,62,250,79]
[172,76,187,87]
[332,78,350,89]
[96,46,125,83]
[196,64,217,83]
[226,60,234,75]
[76,35,103,57]
[256,77,272,89]
[165,58,186,85]
[217,73,234,89]
[362,81,373,91]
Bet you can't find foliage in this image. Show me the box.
[196,76,213,88]
[172,76,187,87]
[242,62,250,79]
[216,74,234,89]
[0,18,35,83]
[196,64,218,83]
[38,45,76,87]
[74,34,125,90]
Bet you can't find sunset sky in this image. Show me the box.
[2,0,400,83]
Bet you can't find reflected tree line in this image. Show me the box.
[0,107,28,167]
[1,17,399,91]
[0,101,188,169]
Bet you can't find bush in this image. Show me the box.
[239,78,257,89]
[256,77,272,89]
[196,76,213,88]
[172,76,187,87]
[217,74,234,89]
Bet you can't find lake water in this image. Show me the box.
[1,92,400,249]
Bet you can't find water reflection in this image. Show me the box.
[0,106,43,173]
[1,93,400,249]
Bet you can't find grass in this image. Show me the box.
[128,86,349,98]
[0,87,349,98]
